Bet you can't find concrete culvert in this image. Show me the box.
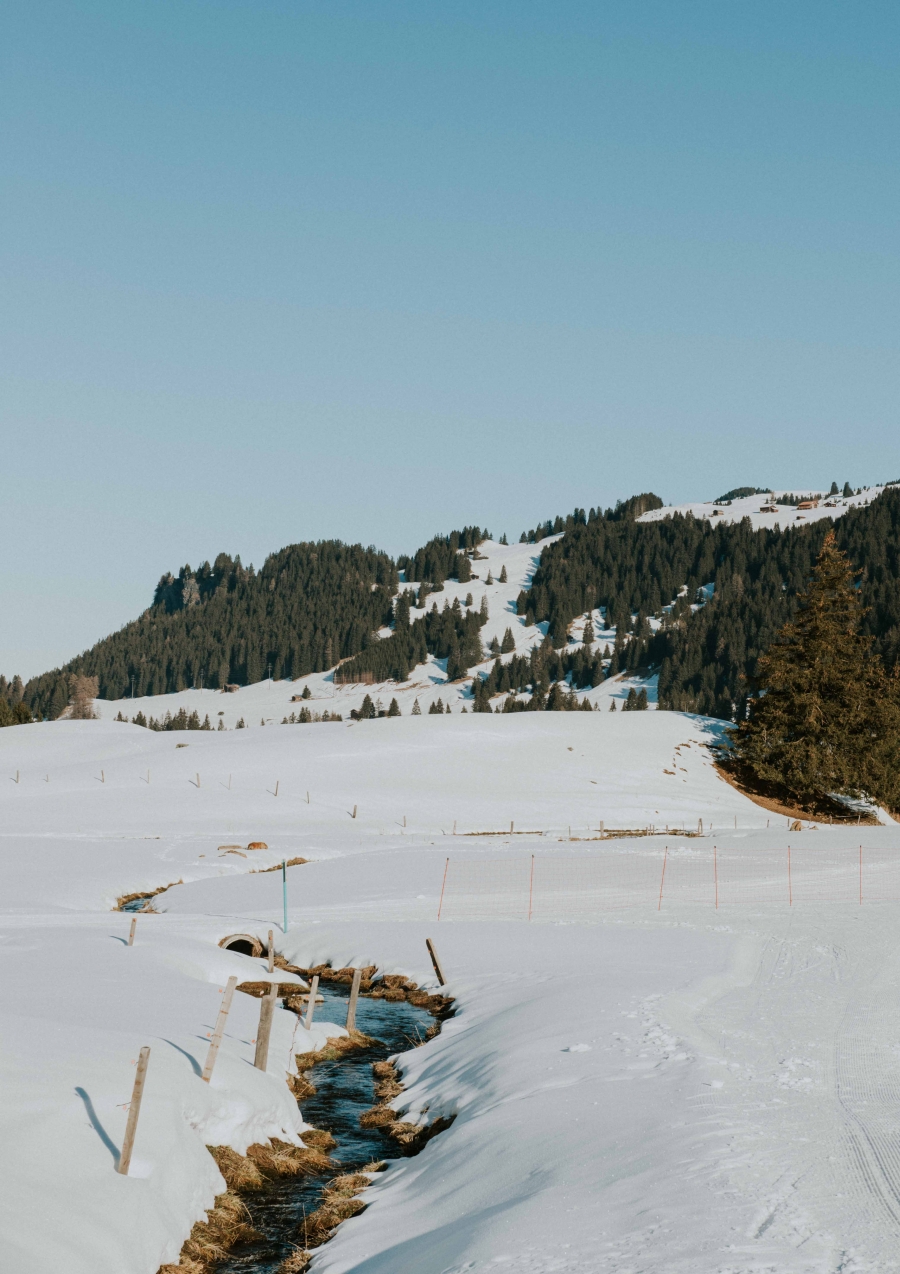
[219,934,264,957]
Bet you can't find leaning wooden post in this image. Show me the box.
[254,981,279,1071]
[117,1046,151,1175]
[202,976,238,1083]
[282,860,288,933]
[267,929,275,973]
[346,968,362,1031]
[426,937,446,986]
[303,975,319,1030]
[128,917,137,946]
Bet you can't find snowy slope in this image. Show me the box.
[638,484,887,530]
[4,714,900,1272]
[94,535,652,728]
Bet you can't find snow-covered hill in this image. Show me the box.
[638,484,887,529]
[96,535,654,728]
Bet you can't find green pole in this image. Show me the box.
[282,859,288,933]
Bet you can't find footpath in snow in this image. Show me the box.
[2,713,900,1272]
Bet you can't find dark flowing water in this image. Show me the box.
[120,895,154,911]
[215,984,433,1273]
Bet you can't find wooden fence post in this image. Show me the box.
[128,918,137,946]
[346,968,362,1031]
[117,1047,150,1175]
[267,929,274,973]
[303,975,319,1030]
[352,805,357,819]
[426,938,446,985]
[202,976,238,1082]
[254,982,279,1071]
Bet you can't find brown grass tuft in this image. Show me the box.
[208,1145,266,1192]
[359,1105,399,1128]
[253,856,309,873]
[246,1139,332,1179]
[287,1071,317,1100]
[160,1190,259,1271]
[300,1127,337,1151]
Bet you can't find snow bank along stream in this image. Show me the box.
[214,983,438,1274]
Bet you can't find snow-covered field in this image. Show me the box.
[3,712,900,1273]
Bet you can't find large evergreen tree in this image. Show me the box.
[731,532,900,810]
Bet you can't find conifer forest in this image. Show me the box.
[14,487,900,737]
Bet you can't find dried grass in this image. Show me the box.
[247,1139,332,1179]
[252,856,309,873]
[287,1071,317,1100]
[300,1127,337,1151]
[115,880,182,911]
[160,1190,259,1272]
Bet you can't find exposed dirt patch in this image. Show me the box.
[715,760,880,824]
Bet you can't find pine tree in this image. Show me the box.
[732,531,900,808]
[636,688,648,710]
[301,685,311,700]
[583,615,594,646]
[499,565,508,583]
[236,717,245,728]
[217,717,225,730]
[609,700,616,711]
[500,627,515,653]
[387,698,401,716]
[829,481,839,495]
[489,636,501,656]
[843,481,853,497]
[412,698,421,715]
[465,592,473,607]
[624,688,637,711]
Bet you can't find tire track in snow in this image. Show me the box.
[833,966,900,1239]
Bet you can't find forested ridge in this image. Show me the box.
[24,543,400,719]
[525,487,900,718]
[16,486,900,724]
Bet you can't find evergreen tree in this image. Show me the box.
[829,481,839,495]
[731,532,900,809]
[624,688,637,710]
[485,570,494,585]
[583,615,594,646]
[465,593,473,607]
[236,717,245,728]
[500,627,515,653]
[499,565,508,583]
[387,698,401,716]
[636,688,648,710]
[411,698,421,715]
[217,717,225,730]
[489,636,501,656]
[500,534,508,545]
[843,481,853,497]
[609,699,616,711]
[301,685,311,699]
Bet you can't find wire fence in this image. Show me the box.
[435,846,900,920]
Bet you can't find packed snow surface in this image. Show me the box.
[3,712,900,1272]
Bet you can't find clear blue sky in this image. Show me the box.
[3,1,899,679]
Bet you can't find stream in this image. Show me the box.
[214,982,433,1272]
